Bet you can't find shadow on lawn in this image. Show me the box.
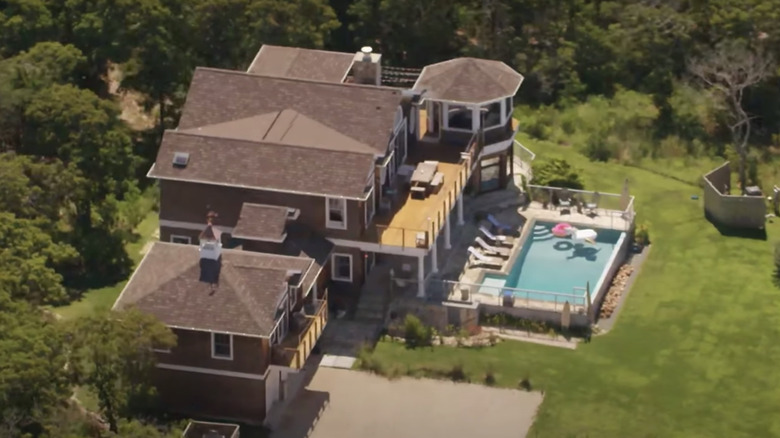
[706,216,767,241]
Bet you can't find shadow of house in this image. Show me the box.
[703,162,767,238]
[269,389,330,438]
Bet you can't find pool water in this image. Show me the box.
[481,221,624,303]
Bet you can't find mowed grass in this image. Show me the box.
[54,211,159,320]
[369,141,780,438]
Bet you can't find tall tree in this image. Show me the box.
[0,213,79,304]
[0,292,71,434]
[0,0,58,57]
[66,309,176,433]
[689,40,775,192]
[348,0,467,67]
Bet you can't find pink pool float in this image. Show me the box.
[552,222,573,237]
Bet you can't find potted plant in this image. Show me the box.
[460,285,470,301]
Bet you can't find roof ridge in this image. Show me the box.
[195,66,403,94]
[166,129,377,157]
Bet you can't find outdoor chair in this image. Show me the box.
[585,192,600,216]
[486,214,513,234]
[479,224,514,246]
[474,236,511,258]
[558,188,572,209]
[467,246,504,269]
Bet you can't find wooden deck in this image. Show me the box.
[374,161,466,248]
[419,108,429,139]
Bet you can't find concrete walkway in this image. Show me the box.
[270,368,543,438]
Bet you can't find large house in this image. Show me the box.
[113,44,524,425]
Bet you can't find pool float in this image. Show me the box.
[574,228,598,245]
[552,222,573,237]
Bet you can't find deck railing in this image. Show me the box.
[441,279,589,313]
[274,290,329,369]
[526,184,635,231]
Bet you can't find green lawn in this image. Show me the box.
[367,142,780,437]
[54,211,159,320]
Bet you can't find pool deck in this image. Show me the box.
[446,201,631,313]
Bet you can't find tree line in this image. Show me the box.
[1,0,779,435]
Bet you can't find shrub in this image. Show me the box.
[488,332,499,346]
[532,158,584,190]
[484,365,496,385]
[634,222,651,245]
[449,363,468,382]
[519,374,533,391]
[773,242,780,279]
[403,314,432,348]
[356,344,385,375]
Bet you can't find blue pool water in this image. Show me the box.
[481,221,624,304]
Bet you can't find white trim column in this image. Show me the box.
[417,255,425,298]
[471,105,479,132]
[444,216,452,249]
[457,194,465,226]
[431,238,439,273]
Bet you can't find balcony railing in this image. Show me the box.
[272,290,328,369]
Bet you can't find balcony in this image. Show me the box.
[271,290,328,369]
[367,135,479,250]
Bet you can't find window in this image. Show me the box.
[480,157,502,192]
[287,208,300,220]
[331,253,353,282]
[211,333,233,360]
[170,235,191,244]
[364,188,375,228]
[505,97,513,117]
[447,105,472,130]
[481,101,502,129]
[326,197,347,229]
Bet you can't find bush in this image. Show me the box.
[634,222,651,245]
[484,365,496,385]
[356,344,385,375]
[403,314,432,349]
[532,158,584,190]
[519,374,533,391]
[449,363,468,382]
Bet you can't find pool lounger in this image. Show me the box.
[479,224,514,246]
[486,214,513,234]
[474,236,511,258]
[467,246,504,269]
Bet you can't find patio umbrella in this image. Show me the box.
[561,301,571,331]
[620,178,630,211]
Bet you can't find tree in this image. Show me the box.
[0,292,71,435]
[66,309,176,432]
[348,0,466,67]
[108,419,186,438]
[532,158,584,189]
[0,213,79,304]
[689,40,775,193]
[0,0,58,57]
[0,153,85,224]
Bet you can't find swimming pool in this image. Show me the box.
[480,221,624,304]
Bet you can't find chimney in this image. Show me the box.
[352,46,382,86]
[199,212,222,285]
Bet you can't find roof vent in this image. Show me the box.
[173,152,190,168]
[360,46,373,61]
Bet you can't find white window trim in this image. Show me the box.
[170,234,191,244]
[364,187,375,229]
[152,347,171,354]
[481,99,504,130]
[325,197,347,230]
[286,208,300,220]
[331,253,353,282]
[211,333,233,361]
[443,102,476,133]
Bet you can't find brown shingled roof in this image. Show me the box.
[247,45,355,83]
[232,203,289,241]
[149,131,374,199]
[176,67,402,153]
[113,242,314,337]
[413,57,524,103]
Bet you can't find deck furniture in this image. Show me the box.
[558,188,572,209]
[479,225,514,246]
[585,192,600,215]
[415,232,427,248]
[410,161,438,198]
[486,214,513,234]
[467,247,503,269]
[474,236,510,258]
[410,185,427,199]
[430,171,445,194]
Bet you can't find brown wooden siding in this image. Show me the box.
[153,367,266,424]
[157,328,269,375]
[159,180,365,240]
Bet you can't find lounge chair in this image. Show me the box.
[558,188,572,209]
[585,192,600,215]
[486,214,513,234]
[479,224,514,246]
[474,236,511,258]
[467,247,504,269]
